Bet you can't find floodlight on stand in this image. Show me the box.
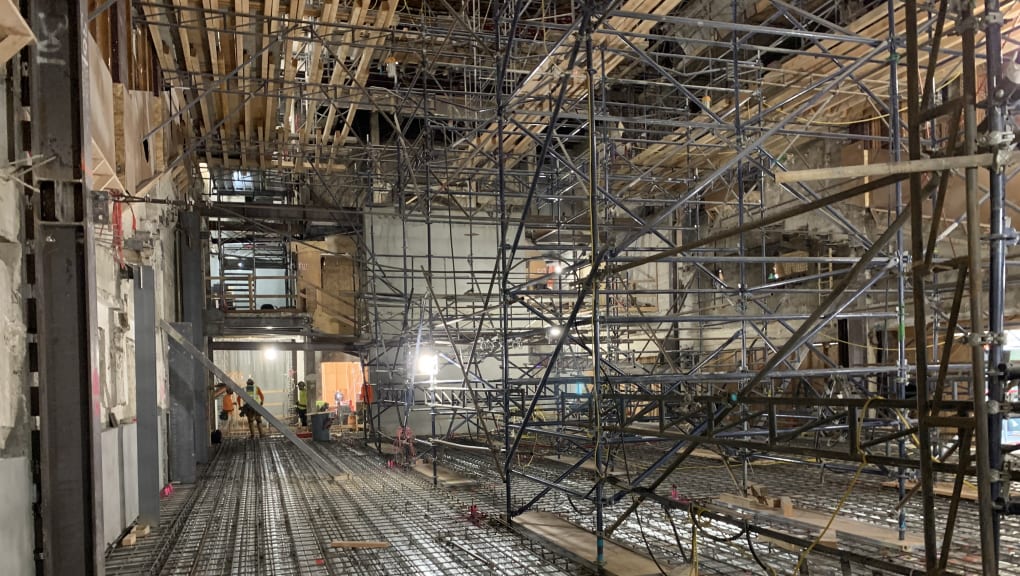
[417,351,439,375]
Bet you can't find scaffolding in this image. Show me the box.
[139,0,1020,572]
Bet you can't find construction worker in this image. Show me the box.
[240,378,266,438]
[296,381,308,427]
[213,384,237,432]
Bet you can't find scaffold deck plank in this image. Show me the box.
[412,462,477,488]
[881,480,979,502]
[716,493,926,552]
[515,510,669,576]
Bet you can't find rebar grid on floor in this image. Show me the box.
[107,439,589,576]
[435,444,1020,575]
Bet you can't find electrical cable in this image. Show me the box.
[634,502,674,576]
[665,508,690,563]
[746,528,778,576]
[791,396,873,574]
[616,413,671,576]
[690,506,748,543]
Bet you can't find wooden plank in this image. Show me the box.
[0,0,35,66]
[774,152,1004,183]
[515,511,669,576]
[880,480,979,502]
[411,462,477,488]
[332,0,398,148]
[539,454,620,477]
[89,33,116,172]
[320,0,369,141]
[716,493,925,552]
[299,0,341,149]
[202,0,225,131]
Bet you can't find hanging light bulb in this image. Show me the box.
[417,351,438,375]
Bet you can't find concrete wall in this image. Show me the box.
[0,63,33,576]
[364,202,681,443]
[90,173,181,544]
[101,424,139,545]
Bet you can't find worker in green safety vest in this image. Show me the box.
[295,381,308,427]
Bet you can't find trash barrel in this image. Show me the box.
[311,413,331,442]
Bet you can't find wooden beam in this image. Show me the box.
[332,1,397,149]
[0,0,35,66]
[319,0,369,141]
[299,0,340,150]
[774,152,1015,183]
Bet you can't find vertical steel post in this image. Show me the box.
[134,266,160,528]
[29,0,104,572]
[169,323,197,483]
[902,0,938,564]
[887,0,910,542]
[180,211,208,464]
[960,1,999,571]
[495,0,513,525]
[583,11,605,567]
[984,0,1007,563]
[733,0,750,491]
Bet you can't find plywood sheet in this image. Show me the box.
[515,511,669,576]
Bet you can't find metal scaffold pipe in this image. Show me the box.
[959,0,999,570]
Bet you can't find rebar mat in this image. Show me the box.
[107,439,587,576]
